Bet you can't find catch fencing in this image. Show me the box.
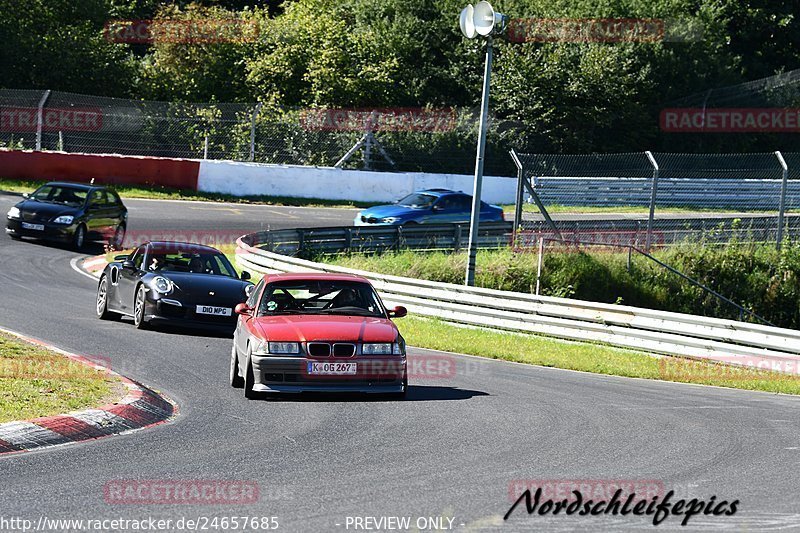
[511,150,800,248]
[0,89,509,175]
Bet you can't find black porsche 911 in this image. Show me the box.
[95,241,255,333]
[6,181,127,250]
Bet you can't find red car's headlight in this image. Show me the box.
[268,342,300,355]
[252,340,300,355]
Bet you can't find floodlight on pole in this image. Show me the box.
[459,2,507,286]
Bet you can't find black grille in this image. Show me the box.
[22,211,49,222]
[333,343,355,357]
[308,342,331,357]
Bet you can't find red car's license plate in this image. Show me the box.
[307,362,357,375]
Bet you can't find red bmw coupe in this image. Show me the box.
[230,273,408,399]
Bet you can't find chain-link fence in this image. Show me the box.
[0,89,519,175]
[511,150,800,248]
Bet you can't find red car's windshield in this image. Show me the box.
[258,280,386,318]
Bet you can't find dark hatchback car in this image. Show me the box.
[96,241,255,334]
[6,181,128,250]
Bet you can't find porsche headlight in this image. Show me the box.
[152,276,173,294]
[362,343,393,355]
[53,215,74,224]
[381,217,400,224]
[244,284,255,297]
[7,207,20,219]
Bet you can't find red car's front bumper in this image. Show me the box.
[251,354,407,394]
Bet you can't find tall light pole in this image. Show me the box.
[459,2,507,286]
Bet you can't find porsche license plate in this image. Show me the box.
[21,222,44,231]
[307,362,357,375]
[196,305,232,316]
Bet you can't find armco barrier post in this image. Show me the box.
[775,151,789,251]
[645,151,660,252]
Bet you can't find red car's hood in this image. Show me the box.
[253,315,399,343]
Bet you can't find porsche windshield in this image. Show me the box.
[146,250,238,277]
[258,280,385,317]
[397,193,436,208]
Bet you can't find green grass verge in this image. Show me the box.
[0,332,122,423]
[0,178,369,209]
[396,316,800,395]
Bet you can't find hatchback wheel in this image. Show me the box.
[72,224,86,250]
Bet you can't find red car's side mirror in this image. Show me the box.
[388,306,407,318]
[235,303,253,316]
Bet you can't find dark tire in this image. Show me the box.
[133,284,149,329]
[9,234,22,240]
[96,276,119,320]
[72,224,86,250]
[230,343,244,388]
[244,351,260,400]
[109,225,125,251]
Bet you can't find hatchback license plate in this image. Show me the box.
[196,305,231,316]
[21,222,44,231]
[307,362,357,375]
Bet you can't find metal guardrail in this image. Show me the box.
[253,222,512,256]
[518,214,800,246]
[236,230,800,373]
[531,177,800,209]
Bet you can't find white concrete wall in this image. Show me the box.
[197,160,517,204]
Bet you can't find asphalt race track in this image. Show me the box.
[1,191,800,532]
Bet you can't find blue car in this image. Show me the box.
[354,189,505,226]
